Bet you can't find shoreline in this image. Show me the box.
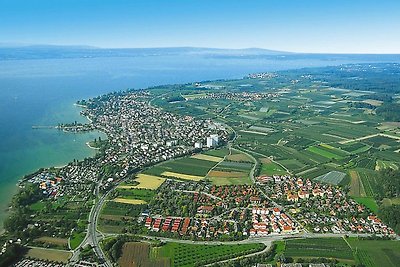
[1,102,108,234]
[86,141,100,150]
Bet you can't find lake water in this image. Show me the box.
[1,52,399,228]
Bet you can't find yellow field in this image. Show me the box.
[208,170,247,178]
[113,198,147,205]
[191,154,222,162]
[161,171,203,181]
[35,236,68,246]
[25,248,71,263]
[117,174,166,190]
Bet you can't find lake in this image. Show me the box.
[0,51,399,228]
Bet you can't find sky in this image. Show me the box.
[0,0,399,53]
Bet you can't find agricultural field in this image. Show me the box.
[98,201,146,233]
[33,237,68,248]
[349,170,366,197]
[207,150,254,185]
[144,157,219,179]
[115,188,156,202]
[27,196,92,250]
[382,197,400,206]
[119,242,169,267]
[307,145,346,160]
[347,238,400,267]
[375,160,398,171]
[283,238,354,263]
[357,169,380,197]
[24,247,71,263]
[127,174,166,189]
[259,158,287,176]
[190,154,222,162]
[161,171,203,181]
[314,171,346,185]
[113,198,147,205]
[153,242,265,267]
[225,153,253,162]
[353,197,379,213]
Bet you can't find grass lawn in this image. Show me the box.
[260,162,287,176]
[116,188,156,202]
[347,238,400,267]
[70,231,86,249]
[353,197,379,213]
[154,242,265,267]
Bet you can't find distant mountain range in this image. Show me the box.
[0,44,399,61]
[0,44,293,60]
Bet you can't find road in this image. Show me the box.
[69,187,113,267]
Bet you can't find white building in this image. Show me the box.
[194,142,203,149]
[206,134,219,148]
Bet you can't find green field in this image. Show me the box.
[260,161,287,176]
[283,238,354,262]
[353,197,379,213]
[70,231,85,249]
[307,145,345,160]
[144,157,218,177]
[347,238,400,267]
[115,188,156,202]
[208,176,252,186]
[154,242,265,267]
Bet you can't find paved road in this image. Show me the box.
[69,188,113,267]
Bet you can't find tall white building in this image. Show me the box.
[206,134,219,148]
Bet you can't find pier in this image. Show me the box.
[31,125,57,129]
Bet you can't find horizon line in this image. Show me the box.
[1,42,400,55]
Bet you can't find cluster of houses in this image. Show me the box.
[189,92,279,102]
[248,207,298,237]
[144,216,235,239]
[145,181,305,239]
[209,185,268,207]
[28,172,62,197]
[80,91,228,176]
[258,175,395,236]
[248,72,278,79]
[29,161,101,201]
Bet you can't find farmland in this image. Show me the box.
[130,174,166,189]
[349,170,366,197]
[353,197,379,213]
[314,171,346,185]
[25,247,71,263]
[347,238,400,267]
[153,242,265,267]
[115,188,156,202]
[208,150,254,185]
[144,156,221,179]
[119,242,169,267]
[283,238,354,263]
